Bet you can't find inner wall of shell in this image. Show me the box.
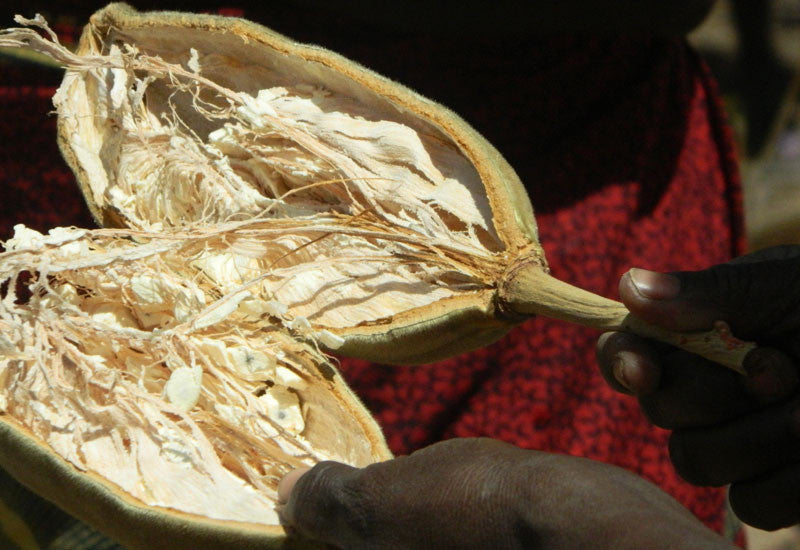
[0,226,382,525]
[58,24,505,328]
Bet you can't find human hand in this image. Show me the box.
[277,438,732,549]
[597,245,800,530]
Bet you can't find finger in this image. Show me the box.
[742,347,800,404]
[279,461,370,548]
[277,467,310,504]
[728,244,800,265]
[619,267,739,332]
[640,346,800,429]
[619,268,696,331]
[596,331,661,396]
[730,462,800,531]
[598,330,799,428]
[619,259,800,340]
[637,348,757,429]
[668,398,800,487]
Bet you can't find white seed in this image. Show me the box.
[263,300,288,317]
[192,252,258,291]
[187,47,200,73]
[173,287,206,323]
[316,329,344,350]
[54,283,80,305]
[288,316,311,332]
[130,275,166,304]
[90,303,139,329]
[192,291,249,329]
[192,337,230,368]
[135,310,173,330]
[227,346,275,375]
[237,298,271,320]
[274,366,305,389]
[164,365,202,412]
[258,387,304,434]
[5,224,44,250]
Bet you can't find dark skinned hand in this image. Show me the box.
[597,245,800,531]
[277,438,732,549]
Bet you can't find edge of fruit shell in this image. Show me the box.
[0,417,314,549]
[0,359,390,548]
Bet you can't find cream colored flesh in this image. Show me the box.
[45,21,510,333]
[0,225,389,527]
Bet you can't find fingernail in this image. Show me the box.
[628,268,681,300]
[743,347,769,377]
[612,356,632,392]
[277,468,310,504]
[744,348,799,404]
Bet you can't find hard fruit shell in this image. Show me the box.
[0,419,323,550]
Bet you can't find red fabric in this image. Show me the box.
[0,10,744,542]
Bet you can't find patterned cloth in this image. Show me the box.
[0,3,746,547]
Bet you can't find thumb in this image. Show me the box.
[619,254,800,340]
[277,461,369,548]
[277,467,311,504]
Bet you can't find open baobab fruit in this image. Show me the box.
[0,4,753,549]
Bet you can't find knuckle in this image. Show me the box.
[677,263,763,328]
[691,259,800,337]
[640,392,677,429]
[728,484,770,530]
[640,351,747,429]
[287,461,375,542]
[336,465,387,541]
[636,351,685,428]
[729,480,800,531]
[743,348,800,403]
[732,245,800,264]
[668,431,726,486]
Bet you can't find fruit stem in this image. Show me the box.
[498,260,751,374]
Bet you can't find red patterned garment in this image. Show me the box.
[0,5,744,544]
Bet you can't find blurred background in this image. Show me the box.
[690,0,800,254]
[692,3,800,547]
